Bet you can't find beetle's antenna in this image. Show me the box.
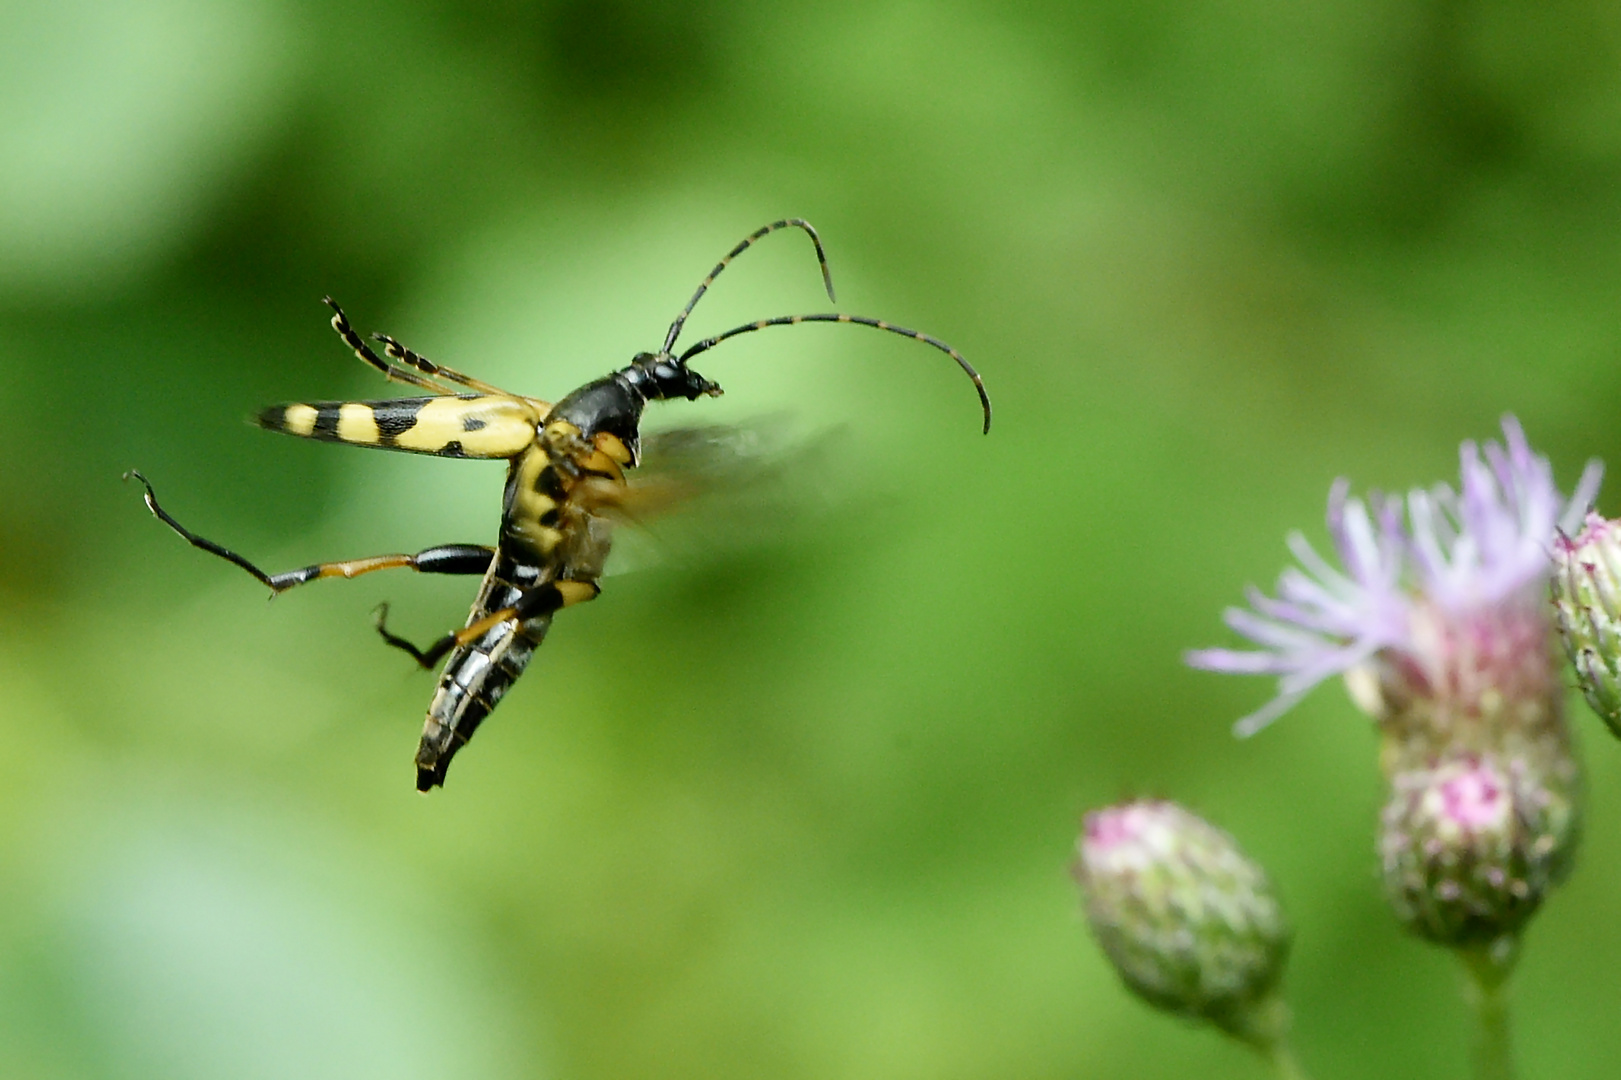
[677,313,992,434]
[663,219,836,354]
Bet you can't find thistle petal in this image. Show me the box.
[1190,416,1598,733]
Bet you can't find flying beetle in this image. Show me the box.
[129,220,991,791]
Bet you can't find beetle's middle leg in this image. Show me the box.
[266,544,495,593]
[374,579,601,669]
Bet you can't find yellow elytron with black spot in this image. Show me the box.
[130,220,991,791]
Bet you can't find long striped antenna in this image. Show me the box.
[677,313,992,434]
[663,219,836,354]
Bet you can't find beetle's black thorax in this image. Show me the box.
[547,352,721,459]
[549,375,645,449]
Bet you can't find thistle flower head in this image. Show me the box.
[1188,416,1601,742]
[1380,752,1577,951]
[1553,513,1621,739]
[1074,800,1291,1047]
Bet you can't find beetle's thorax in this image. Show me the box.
[547,374,644,452]
[546,352,722,456]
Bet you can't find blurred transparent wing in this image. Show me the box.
[598,419,833,576]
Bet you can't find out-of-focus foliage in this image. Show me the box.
[5,1,1621,1077]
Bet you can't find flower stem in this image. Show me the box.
[1267,1041,1311,1080]
[1460,942,1517,1080]
[1229,995,1314,1080]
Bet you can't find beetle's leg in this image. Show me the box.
[371,333,511,397]
[374,580,601,670]
[127,471,493,595]
[263,544,495,594]
[324,298,454,395]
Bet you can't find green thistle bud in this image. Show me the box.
[1553,513,1621,738]
[1073,800,1291,1048]
[1380,753,1577,952]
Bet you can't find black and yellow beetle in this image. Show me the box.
[130,220,990,791]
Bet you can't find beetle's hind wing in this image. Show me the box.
[592,421,832,575]
[256,394,546,459]
[571,424,779,521]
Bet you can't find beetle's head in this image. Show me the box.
[624,351,723,402]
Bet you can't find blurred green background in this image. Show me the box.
[5,1,1621,1077]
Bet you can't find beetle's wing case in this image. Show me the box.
[257,394,544,459]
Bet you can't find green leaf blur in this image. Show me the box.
[3,1,1621,1077]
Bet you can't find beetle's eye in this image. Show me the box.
[653,362,679,381]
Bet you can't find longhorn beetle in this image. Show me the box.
[129,220,990,791]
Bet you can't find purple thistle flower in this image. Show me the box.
[1189,417,1602,738]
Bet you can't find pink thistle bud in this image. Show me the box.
[1189,418,1598,954]
[1074,801,1292,1048]
[1380,754,1576,951]
[1553,513,1621,738]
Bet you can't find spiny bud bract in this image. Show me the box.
[1074,800,1291,1046]
[1380,753,1576,951]
[1553,513,1621,739]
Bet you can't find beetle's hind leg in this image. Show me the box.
[324,298,454,395]
[374,600,501,670]
[373,603,454,668]
[374,579,601,670]
[127,471,493,595]
[371,332,511,397]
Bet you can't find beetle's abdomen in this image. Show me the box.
[415,610,550,790]
[414,558,552,791]
[415,440,625,790]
